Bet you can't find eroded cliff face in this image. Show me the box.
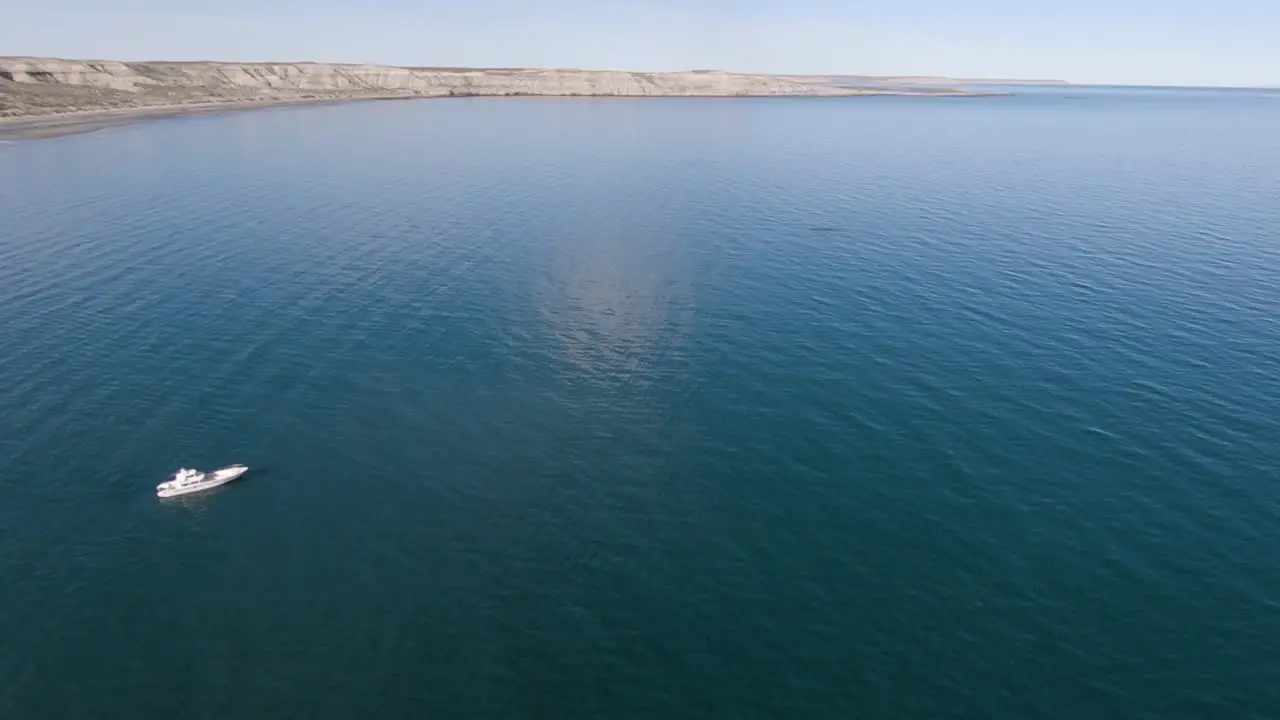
[0,57,863,117]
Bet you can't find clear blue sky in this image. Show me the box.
[4,0,1276,87]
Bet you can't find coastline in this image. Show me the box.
[0,95,416,141]
[0,91,1008,142]
[1,57,1025,141]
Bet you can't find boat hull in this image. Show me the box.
[157,465,248,498]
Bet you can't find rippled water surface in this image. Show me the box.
[2,90,1279,718]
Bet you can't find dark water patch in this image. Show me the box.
[2,93,1279,718]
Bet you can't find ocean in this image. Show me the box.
[2,88,1279,718]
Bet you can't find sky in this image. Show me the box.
[3,0,1277,87]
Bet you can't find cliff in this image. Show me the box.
[0,57,935,119]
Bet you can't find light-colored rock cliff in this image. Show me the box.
[1,57,918,119]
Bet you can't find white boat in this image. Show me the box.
[157,465,248,498]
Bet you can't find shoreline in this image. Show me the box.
[1,57,1023,141]
[0,90,1008,142]
[0,95,416,141]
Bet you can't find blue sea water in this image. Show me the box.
[1,89,1279,718]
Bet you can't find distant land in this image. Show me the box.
[0,57,1040,139]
